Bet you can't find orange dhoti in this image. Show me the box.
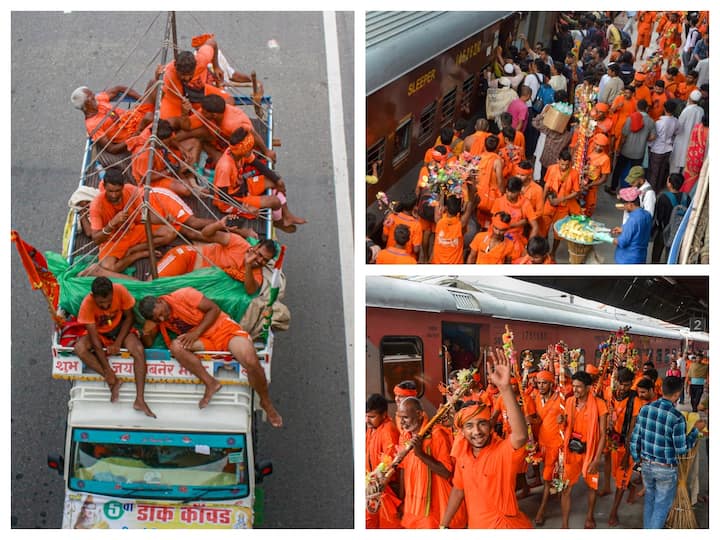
[611,446,635,490]
[541,444,563,482]
[366,488,402,529]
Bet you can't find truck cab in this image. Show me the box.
[50,338,274,529]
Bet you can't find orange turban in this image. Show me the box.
[454,402,491,429]
[191,33,214,48]
[593,133,609,147]
[537,370,555,383]
[634,72,647,82]
[585,364,599,375]
[393,385,417,397]
[594,102,609,113]
[229,132,255,156]
[492,214,511,231]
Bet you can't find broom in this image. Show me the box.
[665,442,699,528]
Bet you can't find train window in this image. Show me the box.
[460,75,476,112]
[440,88,457,125]
[366,138,385,178]
[392,115,413,167]
[418,101,437,145]
[379,336,424,400]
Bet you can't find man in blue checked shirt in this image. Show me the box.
[629,376,706,528]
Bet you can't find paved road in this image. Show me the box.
[10,11,353,529]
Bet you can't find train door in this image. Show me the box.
[441,321,482,384]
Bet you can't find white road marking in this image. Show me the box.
[322,11,354,427]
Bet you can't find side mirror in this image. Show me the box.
[254,459,273,483]
[47,454,65,476]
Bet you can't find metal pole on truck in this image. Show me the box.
[141,11,176,279]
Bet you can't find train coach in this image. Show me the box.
[366,275,702,413]
[366,11,557,206]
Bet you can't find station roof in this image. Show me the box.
[516,277,708,329]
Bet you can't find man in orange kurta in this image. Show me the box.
[634,11,656,59]
[561,370,608,529]
[607,368,642,526]
[540,149,581,258]
[396,397,465,529]
[431,195,467,264]
[532,370,567,525]
[473,135,505,227]
[382,193,422,258]
[366,394,402,528]
[581,134,612,217]
[439,349,532,529]
[609,88,637,154]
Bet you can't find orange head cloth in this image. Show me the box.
[492,214,511,231]
[229,132,255,156]
[394,385,417,398]
[585,364,599,375]
[593,133,609,147]
[594,102,609,113]
[431,150,447,165]
[536,370,555,383]
[454,402,491,429]
[513,163,533,176]
[191,33,214,48]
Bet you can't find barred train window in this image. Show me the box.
[418,101,437,145]
[380,336,424,400]
[366,138,385,178]
[460,75,475,112]
[440,88,457,125]
[392,116,413,167]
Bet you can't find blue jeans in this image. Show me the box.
[642,462,678,528]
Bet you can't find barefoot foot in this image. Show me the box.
[274,221,297,233]
[584,519,596,529]
[108,379,123,402]
[134,399,157,418]
[534,515,545,526]
[608,515,619,527]
[199,381,222,408]
[261,399,283,428]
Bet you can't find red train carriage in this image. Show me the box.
[366,276,692,414]
[366,11,558,206]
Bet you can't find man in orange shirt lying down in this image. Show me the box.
[139,287,282,427]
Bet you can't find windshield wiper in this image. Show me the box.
[120,485,172,498]
[181,486,241,504]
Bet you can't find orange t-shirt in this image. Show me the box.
[127,127,184,184]
[534,391,566,447]
[89,183,142,231]
[452,435,532,529]
[375,247,417,264]
[77,282,135,334]
[634,85,652,109]
[542,164,581,215]
[608,393,642,435]
[491,196,537,234]
[431,214,464,264]
[189,103,253,141]
[383,212,422,255]
[160,44,215,114]
[148,187,194,229]
[648,91,668,121]
[469,231,513,264]
[676,82,698,102]
[84,92,151,143]
[161,287,238,338]
[586,150,611,182]
[497,130,526,157]
[521,180,544,215]
[199,234,263,285]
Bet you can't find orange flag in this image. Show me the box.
[11,230,64,325]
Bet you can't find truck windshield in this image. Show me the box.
[68,429,249,501]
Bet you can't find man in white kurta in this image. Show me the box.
[669,90,704,173]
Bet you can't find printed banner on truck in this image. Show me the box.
[63,493,253,529]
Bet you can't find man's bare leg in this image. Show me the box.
[228,336,283,427]
[534,480,551,525]
[169,340,222,408]
[74,335,122,401]
[125,333,156,418]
